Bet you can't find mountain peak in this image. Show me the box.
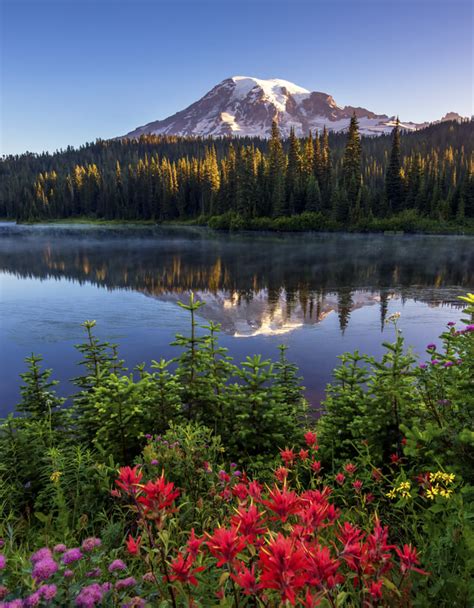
[124,77,465,139]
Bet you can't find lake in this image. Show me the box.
[0,222,472,414]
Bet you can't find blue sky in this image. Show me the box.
[1,0,472,155]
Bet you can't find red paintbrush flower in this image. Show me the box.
[137,474,180,516]
[305,544,343,589]
[231,504,266,542]
[395,544,429,576]
[169,552,204,586]
[280,448,296,465]
[231,562,259,595]
[259,534,307,605]
[262,486,300,522]
[304,431,318,447]
[206,527,246,568]
[115,466,143,494]
[187,529,203,559]
[126,534,141,556]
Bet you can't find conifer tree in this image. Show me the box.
[267,120,286,216]
[385,118,405,213]
[342,114,362,221]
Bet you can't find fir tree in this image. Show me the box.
[385,118,405,213]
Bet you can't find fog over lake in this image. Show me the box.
[1,223,472,413]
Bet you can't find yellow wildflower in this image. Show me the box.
[50,471,62,483]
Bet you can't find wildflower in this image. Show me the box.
[81,537,101,552]
[218,470,231,483]
[0,555,5,570]
[142,572,156,583]
[169,552,204,586]
[62,548,82,565]
[233,470,242,477]
[150,459,158,466]
[335,472,345,485]
[280,448,296,465]
[231,504,266,541]
[115,577,137,590]
[115,466,143,494]
[50,471,62,483]
[311,460,322,474]
[366,493,375,504]
[344,463,357,475]
[247,480,263,500]
[53,544,67,553]
[396,544,429,575]
[75,583,105,607]
[368,579,383,599]
[426,343,436,350]
[64,569,74,578]
[206,527,246,567]
[187,529,204,559]
[108,559,127,572]
[431,359,440,366]
[304,431,318,447]
[86,568,101,578]
[305,545,343,589]
[352,480,363,493]
[32,557,58,581]
[39,584,57,601]
[262,486,300,522]
[386,312,401,324]
[447,321,456,327]
[31,548,53,564]
[299,449,309,461]
[275,466,289,483]
[418,363,427,369]
[25,591,42,606]
[390,453,401,464]
[231,563,259,595]
[123,597,146,608]
[372,467,383,481]
[259,534,307,605]
[444,361,454,368]
[137,474,180,516]
[126,535,141,556]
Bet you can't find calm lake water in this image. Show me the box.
[1,222,473,414]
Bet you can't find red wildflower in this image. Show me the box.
[187,529,203,559]
[366,493,375,504]
[231,504,266,542]
[395,544,429,576]
[232,482,249,501]
[169,552,205,586]
[299,449,309,461]
[280,448,296,465]
[304,431,318,447]
[137,475,180,516]
[275,466,289,483]
[335,472,345,486]
[126,535,141,556]
[311,460,322,474]
[262,486,300,522]
[390,453,401,464]
[401,437,407,446]
[115,466,143,494]
[259,534,307,605]
[344,463,357,475]
[305,545,343,589]
[206,527,246,567]
[372,468,382,482]
[368,579,383,599]
[352,480,363,493]
[231,563,259,595]
[247,480,263,501]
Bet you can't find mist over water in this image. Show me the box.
[0,223,472,413]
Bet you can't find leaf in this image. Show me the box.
[218,571,230,586]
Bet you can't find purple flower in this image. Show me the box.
[31,548,53,564]
[25,592,41,607]
[457,359,463,364]
[230,463,237,468]
[62,548,83,565]
[431,359,440,366]
[233,470,242,477]
[0,539,4,548]
[53,544,67,553]
[466,324,474,332]
[150,459,158,466]
[75,583,104,608]
[101,583,112,593]
[39,584,57,601]
[145,434,152,440]
[86,568,101,578]
[115,577,137,591]
[426,343,436,350]
[444,361,454,368]
[108,559,127,573]
[7,600,24,608]
[64,569,74,579]
[418,363,427,370]
[0,555,5,570]
[142,572,155,583]
[447,321,455,327]
[32,558,58,581]
[81,537,101,552]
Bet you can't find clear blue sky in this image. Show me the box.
[1,0,472,155]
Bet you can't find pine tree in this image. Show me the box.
[267,120,286,216]
[17,354,64,423]
[385,118,405,213]
[342,114,362,221]
[286,128,303,213]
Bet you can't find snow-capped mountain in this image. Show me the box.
[124,76,464,139]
